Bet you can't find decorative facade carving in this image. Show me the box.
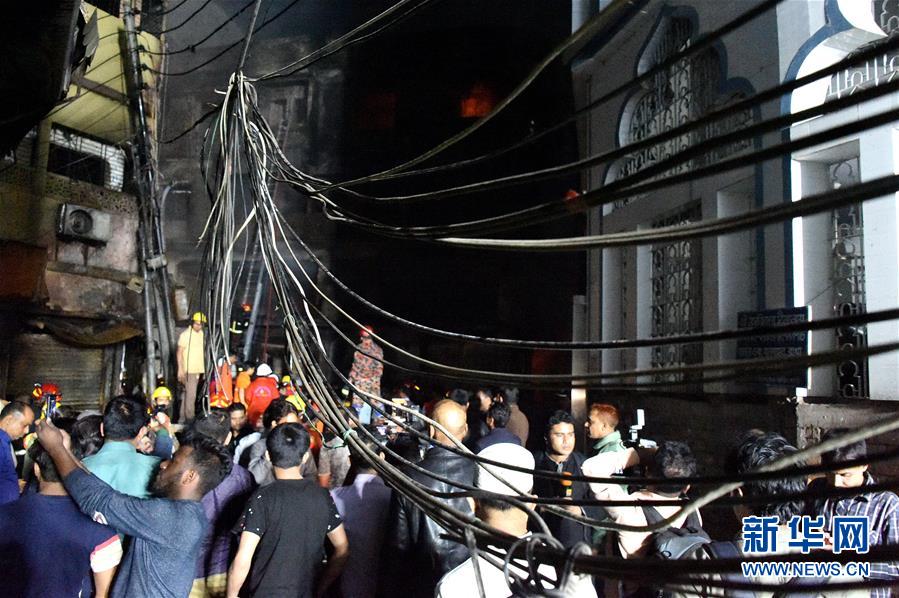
[611,15,752,209]
[824,3,899,102]
[829,158,869,399]
[650,203,703,380]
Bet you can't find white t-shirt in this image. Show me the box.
[435,553,597,598]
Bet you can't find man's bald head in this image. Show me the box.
[431,399,468,445]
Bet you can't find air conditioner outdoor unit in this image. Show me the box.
[56,203,113,246]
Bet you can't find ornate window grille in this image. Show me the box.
[875,0,899,35]
[611,16,752,209]
[829,158,869,398]
[650,204,703,381]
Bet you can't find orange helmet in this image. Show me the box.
[33,382,61,400]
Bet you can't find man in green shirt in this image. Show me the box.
[586,403,626,457]
[83,396,161,498]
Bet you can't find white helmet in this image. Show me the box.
[256,363,273,377]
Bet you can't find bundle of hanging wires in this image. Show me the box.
[181,0,899,595]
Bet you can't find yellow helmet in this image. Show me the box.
[191,312,207,324]
[152,386,172,400]
[281,375,292,384]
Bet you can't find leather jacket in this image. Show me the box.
[385,446,476,597]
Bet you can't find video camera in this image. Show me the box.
[619,408,657,488]
[622,408,657,449]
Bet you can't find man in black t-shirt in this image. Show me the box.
[532,410,607,547]
[227,423,349,598]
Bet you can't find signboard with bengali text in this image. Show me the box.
[736,307,809,388]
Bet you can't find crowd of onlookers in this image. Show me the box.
[0,380,898,597]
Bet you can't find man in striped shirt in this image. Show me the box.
[819,429,899,597]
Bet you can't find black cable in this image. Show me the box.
[438,109,899,250]
[326,76,899,240]
[200,76,899,588]
[319,0,783,191]
[305,284,899,389]
[437,474,899,509]
[142,0,301,77]
[255,0,440,81]
[275,82,899,242]
[150,0,214,35]
[238,152,899,392]
[338,33,899,204]
[222,135,899,394]
[330,0,890,193]
[159,104,219,144]
[141,0,256,56]
[303,312,899,490]
[277,212,875,395]
[218,72,880,508]
[236,0,264,72]
[281,216,899,349]
[296,313,899,535]
[147,0,191,17]
[267,29,899,241]
[157,0,429,141]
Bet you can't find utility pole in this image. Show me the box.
[123,1,163,393]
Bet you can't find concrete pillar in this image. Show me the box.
[571,294,588,450]
[860,128,899,400]
[32,119,53,244]
[799,161,837,397]
[717,183,757,359]
[601,248,622,375]
[636,234,652,382]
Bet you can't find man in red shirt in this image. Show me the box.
[246,364,280,428]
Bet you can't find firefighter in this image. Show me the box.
[245,364,280,427]
[279,375,307,414]
[151,386,173,419]
[177,312,206,422]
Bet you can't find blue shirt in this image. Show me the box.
[820,473,899,597]
[83,440,161,498]
[0,492,122,598]
[331,474,392,598]
[0,429,18,505]
[65,469,208,598]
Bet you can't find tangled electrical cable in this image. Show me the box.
[151,0,215,35]
[140,0,256,56]
[142,0,301,77]
[252,28,899,244]
[186,0,899,594]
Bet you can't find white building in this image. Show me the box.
[573,0,899,406]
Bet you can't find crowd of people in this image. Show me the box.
[1,374,898,597]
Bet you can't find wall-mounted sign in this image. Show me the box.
[736,307,809,388]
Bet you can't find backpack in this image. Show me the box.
[706,540,828,598]
[641,505,711,560]
[634,528,751,598]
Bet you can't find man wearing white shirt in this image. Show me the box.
[598,441,698,559]
[435,442,597,598]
